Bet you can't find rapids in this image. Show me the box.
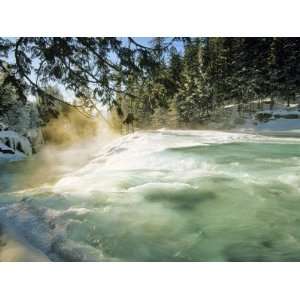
[1,129,300,261]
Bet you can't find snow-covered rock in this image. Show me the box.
[0,130,32,156]
[0,141,26,161]
[0,129,32,161]
[0,122,8,131]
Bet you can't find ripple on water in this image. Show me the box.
[1,130,300,261]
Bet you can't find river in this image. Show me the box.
[1,130,300,261]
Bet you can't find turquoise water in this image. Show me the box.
[1,130,300,261]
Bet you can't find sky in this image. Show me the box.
[129,37,184,53]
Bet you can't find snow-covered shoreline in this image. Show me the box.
[0,126,32,162]
[224,105,300,136]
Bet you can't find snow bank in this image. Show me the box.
[251,108,300,134]
[0,122,8,131]
[0,142,26,161]
[255,108,300,119]
[256,118,300,132]
[0,130,32,156]
[0,129,32,161]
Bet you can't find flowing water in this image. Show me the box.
[1,129,300,261]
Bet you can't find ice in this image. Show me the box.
[0,130,32,160]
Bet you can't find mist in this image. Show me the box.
[1,110,120,193]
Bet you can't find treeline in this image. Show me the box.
[1,37,300,133]
[114,38,300,129]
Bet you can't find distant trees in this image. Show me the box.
[125,37,300,128]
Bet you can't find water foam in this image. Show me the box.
[2,129,300,261]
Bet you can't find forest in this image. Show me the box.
[1,37,300,138]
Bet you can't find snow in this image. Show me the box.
[256,119,300,133]
[0,122,8,131]
[0,129,32,161]
[0,130,32,156]
[0,142,26,161]
[256,109,300,118]
[224,104,236,109]
[250,107,300,135]
[224,99,275,110]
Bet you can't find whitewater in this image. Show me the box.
[1,129,300,261]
